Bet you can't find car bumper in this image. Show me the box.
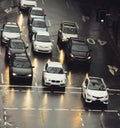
[70,57,91,64]
[44,81,66,88]
[85,96,109,104]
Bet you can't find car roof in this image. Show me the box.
[31,7,43,11]
[70,38,87,45]
[47,61,63,68]
[10,39,24,43]
[37,31,49,36]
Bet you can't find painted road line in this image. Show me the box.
[66,1,69,8]
[1,73,4,84]
[38,108,53,111]
[104,110,118,113]
[54,108,69,111]
[21,108,35,110]
[71,109,85,112]
[42,0,45,5]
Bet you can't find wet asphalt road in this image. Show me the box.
[0,0,120,128]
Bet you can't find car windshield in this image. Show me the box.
[63,26,77,34]
[88,79,106,91]
[72,43,89,52]
[10,41,25,49]
[32,21,46,28]
[4,26,20,33]
[36,35,50,42]
[47,67,64,74]
[13,60,31,68]
[31,10,44,16]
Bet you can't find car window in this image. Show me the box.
[88,79,106,91]
[13,60,31,68]
[4,26,20,33]
[31,10,44,16]
[72,43,89,52]
[36,35,50,42]
[32,21,46,28]
[47,67,64,74]
[10,42,25,49]
[63,26,77,34]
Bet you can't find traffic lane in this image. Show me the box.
[1,87,120,111]
[3,105,120,128]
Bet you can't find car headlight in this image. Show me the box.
[61,79,66,83]
[45,78,51,82]
[34,44,39,49]
[28,74,32,77]
[3,35,9,40]
[70,53,75,58]
[87,56,91,60]
[86,93,92,98]
[12,73,17,76]
[104,95,109,99]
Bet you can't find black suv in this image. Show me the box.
[57,21,79,47]
[65,38,92,65]
[5,39,28,63]
[9,53,34,85]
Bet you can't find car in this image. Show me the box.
[28,7,46,25]
[32,31,53,54]
[28,18,48,40]
[19,0,37,11]
[9,53,34,85]
[57,21,79,46]
[65,37,92,65]
[42,61,67,90]
[82,76,109,105]
[1,22,21,44]
[5,39,28,63]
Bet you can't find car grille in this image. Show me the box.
[51,80,60,83]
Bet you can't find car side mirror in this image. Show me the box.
[59,30,62,33]
[0,28,3,31]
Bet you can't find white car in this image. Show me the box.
[32,31,53,54]
[42,61,67,90]
[1,22,21,44]
[82,76,109,105]
[19,0,37,10]
[28,7,46,24]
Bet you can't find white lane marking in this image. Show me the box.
[97,39,107,46]
[0,46,1,55]
[82,123,85,127]
[48,19,51,27]
[71,109,85,112]
[54,108,69,111]
[1,73,4,84]
[104,110,118,113]
[66,1,69,8]
[21,108,35,110]
[38,108,53,111]
[87,38,96,44]
[107,65,118,75]
[3,108,119,113]
[42,0,45,5]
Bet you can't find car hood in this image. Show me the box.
[72,51,88,58]
[32,27,47,32]
[9,48,26,54]
[12,67,32,75]
[87,89,108,97]
[21,0,37,6]
[63,33,78,39]
[3,32,20,39]
[34,41,53,46]
[45,73,66,80]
